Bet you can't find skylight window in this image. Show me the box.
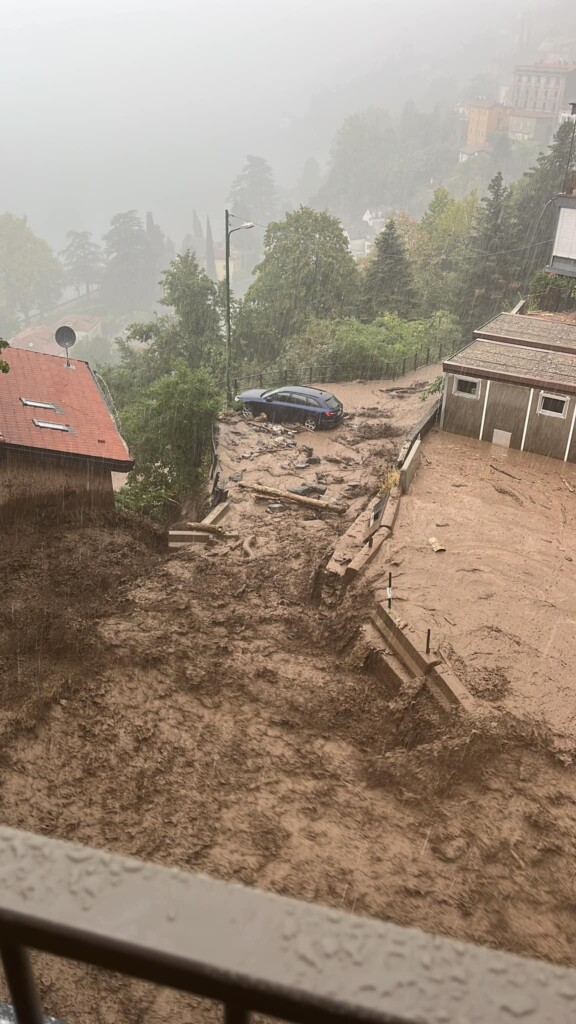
[32,419,70,432]
[20,398,58,410]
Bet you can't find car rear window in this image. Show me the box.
[326,396,340,410]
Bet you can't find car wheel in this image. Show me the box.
[303,415,318,431]
[242,404,260,420]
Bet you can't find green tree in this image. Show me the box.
[275,312,461,379]
[0,214,62,331]
[229,155,277,225]
[60,230,104,296]
[361,219,418,320]
[237,206,359,362]
[193,210,204,240]
[415,188,478,317]
[104,250,223,410]
[101,210,156,313]
[118,362,222,519]
[229,155,278,280]
[509,121,576,288]
[457,171,516,334]
[205,217,217,281]
[529,270,575,313]
[0,338,10,374]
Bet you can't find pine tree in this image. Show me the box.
[510,121,576,288]
[361,219,419,321]
[457,172,516,334]
[192,210,204,240]
[205,218,217,281]
[60,230,103,296]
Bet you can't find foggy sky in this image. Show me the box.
[0,0,555,249]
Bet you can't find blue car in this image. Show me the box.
[235,385,344,431]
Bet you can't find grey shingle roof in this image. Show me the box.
[475,313,576,352]
[444,339,576,392]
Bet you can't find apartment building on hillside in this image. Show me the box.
[511,61,576,120]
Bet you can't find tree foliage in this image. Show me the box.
[104,251,223,409]
[228,155,278,282]
[314,106,462,230]
[118,362,222,519]
[61,230,104,296]
[275,311,461,378]
[361,219,419,320]
[101,210,173,314]
[0,214,62,333]
[237,206,358,362]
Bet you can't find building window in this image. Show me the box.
[32,419,70,431]
[20,398,58,410]
[537,393,569,418]
[453,376,481,398]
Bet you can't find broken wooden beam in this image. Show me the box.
[238,482,345,514]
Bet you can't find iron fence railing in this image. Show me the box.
[224,340,452,398]
[0,827,575,1024]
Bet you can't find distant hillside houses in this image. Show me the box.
[9,316,102,358]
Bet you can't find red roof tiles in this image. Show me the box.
[0,348,133,470]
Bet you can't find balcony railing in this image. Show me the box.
[0,827,575,1024]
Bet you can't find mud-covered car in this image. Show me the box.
[235,384,344,430]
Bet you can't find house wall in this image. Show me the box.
[441,374,487,438]
[0,451,114,522]
[442,374,576,463]
[480,379,529,450]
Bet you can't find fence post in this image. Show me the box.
[384,362,390,379]
[233,378,238,395]
[402,357,406,377]
[259,373,263,388]
[439,343,443,361]
[426,346,430,365]
[309,366,313,384]
[413,352,418,371]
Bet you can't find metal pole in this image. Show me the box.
[225,209,232,405]
[1,944,45,1024]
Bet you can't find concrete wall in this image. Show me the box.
[443,374,576,463]
[0,451,114,522]
[399,439,421,494]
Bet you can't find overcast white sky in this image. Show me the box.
[0,0,547,248]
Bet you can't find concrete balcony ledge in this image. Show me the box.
[0,827,575,1023]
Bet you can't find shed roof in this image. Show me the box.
[444,339,576,394]
[474,312,576,353]
[0,348,133,470]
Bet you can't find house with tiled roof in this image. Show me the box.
[440,311,576,463]
[9,316,103,357]
[0,347,133,519]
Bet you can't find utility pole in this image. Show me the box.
[225,211,254,405]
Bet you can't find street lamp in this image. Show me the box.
[225,209,254,403]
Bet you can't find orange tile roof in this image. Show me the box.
[0,348,133,470]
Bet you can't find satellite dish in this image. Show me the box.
[55,325,77,367]
[55,325,77,350]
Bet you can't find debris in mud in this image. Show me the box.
[238,481,345,513]
[428,536,446,553]
[288,483,327,497]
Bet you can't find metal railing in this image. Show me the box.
[225,340,451,398]
[1,827,576,1024]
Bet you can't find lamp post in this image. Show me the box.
[225,210,254,403]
